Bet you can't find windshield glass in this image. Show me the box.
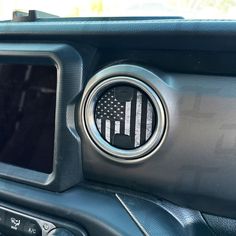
[1,0,236,21]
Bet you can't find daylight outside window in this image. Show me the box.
[0,0,236,20]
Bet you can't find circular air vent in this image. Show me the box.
[82,73,166,161]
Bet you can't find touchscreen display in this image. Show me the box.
[0,64,56,174]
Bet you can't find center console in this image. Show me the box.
[0,205,85,235]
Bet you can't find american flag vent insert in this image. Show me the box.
[95,85,156,150]
[83,72,166,161]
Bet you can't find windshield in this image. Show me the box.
[1,0,236,21]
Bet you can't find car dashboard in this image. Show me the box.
[0,17,234,236]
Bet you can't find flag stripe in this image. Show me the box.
[152,108,156,132]
[105,120,111,142]
[130,90,137,146]
[146,100,153,141]
[135,91,142,147]
[101,119,106,139]
[110,120,115,143]
[120,119,125,134]
[124,101,131,135]
[96,118,102,132]
[140,95,148,144]
[115,121,120,134]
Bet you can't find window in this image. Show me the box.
[0,0,236,20]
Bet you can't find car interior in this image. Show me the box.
[0,4,236,236]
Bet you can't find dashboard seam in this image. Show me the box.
[115,193,149,236]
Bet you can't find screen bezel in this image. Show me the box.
[0,44,83,191]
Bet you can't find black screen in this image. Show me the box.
[0,64,56,174]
